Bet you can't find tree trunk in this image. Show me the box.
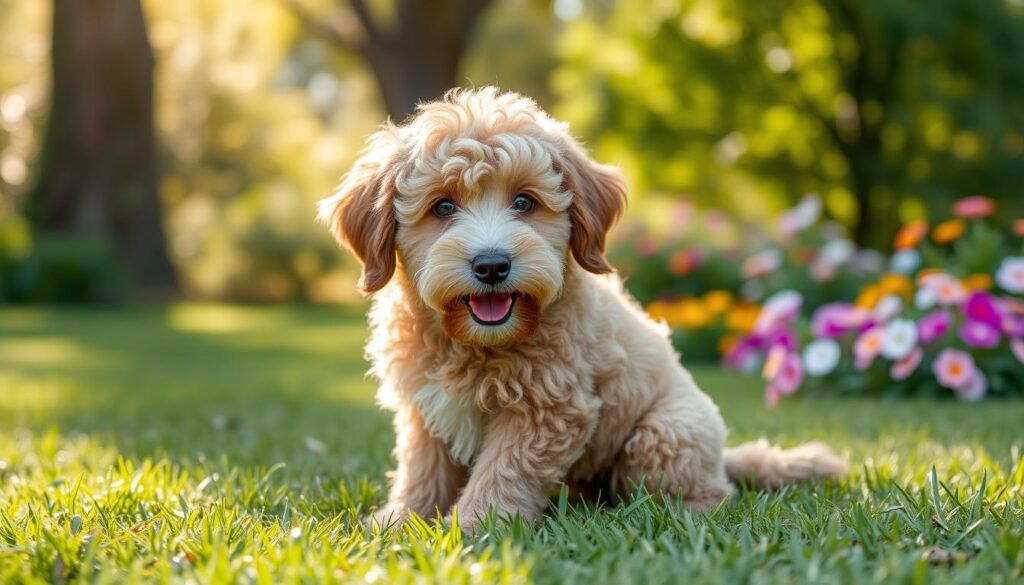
[29,0,176,293]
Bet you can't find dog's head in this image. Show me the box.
[320,88,626,346]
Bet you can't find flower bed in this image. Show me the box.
[726,196,1024,404]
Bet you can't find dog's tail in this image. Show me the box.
[723,439,847,490]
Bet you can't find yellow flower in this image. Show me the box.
[932,219,966,244]
[703,290,734,315]
[878,273,914,300]
[676,299,711,329]
[855,284,883,309]
[964,274,994,291]
[726,303,761,333]
[646,300,671,323]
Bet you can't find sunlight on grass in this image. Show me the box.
[0,337,121,369]
[165,304,295,334]
[0,305,1022,583]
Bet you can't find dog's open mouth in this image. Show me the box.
[465,292,516,326]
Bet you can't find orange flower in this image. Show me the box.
[855,284,883,310]
[953,196,995,219]
[717,333,739,357]
[879,273,914,300]
[932,219,966,244]
[894,220,928,250]
[703,290,734,315]
[1015,219,1024,238]
[668,250,694,276]
[964,274,994,291]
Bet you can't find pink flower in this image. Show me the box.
[932,349,978,392]
[959,320,1000,349]
[953,195,995,219]
[811,303,867,338]
[754,290,803,334]
[742,249,783,279]
[763,347,803,395]
[765,384,781,407]
[637,235,659,257]
[918,310,953,344]
[958,373,988,402]
[854,326,885,370]
[1012,338,1024,364]
[1001,315,1024,338]
[921,273,967,307]
[891,346,923,381]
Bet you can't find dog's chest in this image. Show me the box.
[411,383,485,466]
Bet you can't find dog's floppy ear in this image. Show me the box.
[559,141,628,274]
[318,127,402,293]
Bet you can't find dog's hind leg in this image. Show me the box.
[610,380,734,512]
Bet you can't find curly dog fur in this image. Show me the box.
[319,88,847,529]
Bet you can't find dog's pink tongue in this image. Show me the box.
[468,293,513,323]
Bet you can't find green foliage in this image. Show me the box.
[554,0,1024,245]
[0,215,127,304]
[1,306,1023,582]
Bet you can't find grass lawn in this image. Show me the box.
[0,304,1022,584]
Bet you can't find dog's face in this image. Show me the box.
[320,88,626,346]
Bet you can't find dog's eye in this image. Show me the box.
[432,199,457,218]
[512,194,535,213]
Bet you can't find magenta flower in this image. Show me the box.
[854,326,884,371]
[932,349,978,392]
[918,310,953,344]
[959,320,1000,349]
[891,347,923,381]
[765,329,798,352]
[724,335,763,373]
[963,292,1002,328]
[811,303,867,338]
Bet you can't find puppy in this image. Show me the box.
[320,88,846,529]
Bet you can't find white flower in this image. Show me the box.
[874,295,904,322]
[854,250,887,274]
[803,339,841,376]
[890,249,922,274]
[820,239,855,266]
[915,286,937,310]
[996,257,1024,294]
[882,318,919,360]
[792,195,823,230]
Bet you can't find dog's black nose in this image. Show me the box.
[471,254,511,285]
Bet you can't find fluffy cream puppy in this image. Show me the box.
[320,88,846,529]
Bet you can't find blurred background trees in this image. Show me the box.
[30,0,174,295]
[0,0,1021,303]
